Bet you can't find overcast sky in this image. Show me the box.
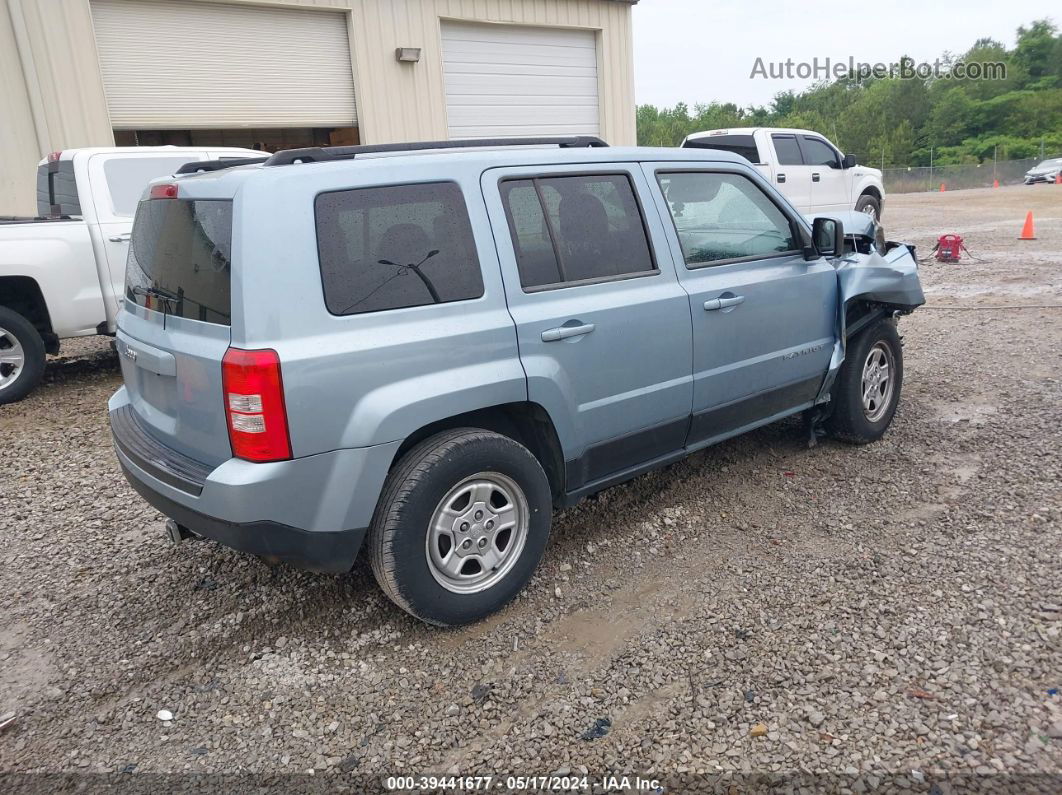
[632,0,1058,109]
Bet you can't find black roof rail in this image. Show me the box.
[175,156,269,175]
[262,136,609,167]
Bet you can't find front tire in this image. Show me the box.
[855,193,882,222]
[368,429,552,626]
[0,306,46,405]
[826,319,904,444]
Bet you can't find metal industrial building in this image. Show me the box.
[1,0,637,214]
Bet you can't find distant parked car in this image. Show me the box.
[682,127,885,221]
[1023,158,1062,184]
[110,137,924,626]
[0,146,261,404]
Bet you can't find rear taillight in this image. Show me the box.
[221,348,292,463]
[47,151,62,163]
[149,183,178,199]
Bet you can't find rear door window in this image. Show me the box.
[771,135,804,166]
[126,199,233,324]
[500,174,656,290]
[315,182,483,315]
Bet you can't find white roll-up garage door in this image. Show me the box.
[90,0,357,128]
[441,21,600,139]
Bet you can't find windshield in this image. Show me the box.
[126,199,233,325]
[1034,159,1062,169]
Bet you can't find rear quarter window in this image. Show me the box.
[314,182,484,316]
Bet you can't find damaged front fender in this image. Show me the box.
[814,228,925,403]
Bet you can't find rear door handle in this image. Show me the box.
[541,323,595,342]
[704,295,745,311]
[777,173,786,183]
[109,233,131,242]
[812,172,821,182]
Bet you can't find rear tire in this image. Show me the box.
[826,319,903,444]
[368,428,552,626]
[0,306,46,405]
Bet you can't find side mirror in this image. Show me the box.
[842,153,857,169]
[812,217,844,257]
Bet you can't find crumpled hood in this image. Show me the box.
[806,209,879,240]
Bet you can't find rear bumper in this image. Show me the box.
[118,460,365,573]
[108,390,401,573]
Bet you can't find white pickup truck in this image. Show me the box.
[0,146,261,404]
[682,128,885,221]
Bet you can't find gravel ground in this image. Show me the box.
[1,185,1060,792]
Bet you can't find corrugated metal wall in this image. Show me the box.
[0,0,636,214]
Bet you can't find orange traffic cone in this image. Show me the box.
[993,179,999,188]
[939,183,946,192]
[1019,211,1036,240]
[1056,173,1062,185]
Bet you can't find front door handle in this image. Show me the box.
[109,233,132,243]
[704,295,746,311]
[812,172,821,182]
[541,322,595,342]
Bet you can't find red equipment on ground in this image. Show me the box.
[932,234,964,263]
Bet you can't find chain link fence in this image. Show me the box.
[882,154,1062,193]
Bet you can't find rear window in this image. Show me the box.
[683,134,761,163]
[126,199,233,325]
[314,182,483,316]
[104,156,202,216]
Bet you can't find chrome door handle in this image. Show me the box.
[541,323,595,342]
[704,295,745,311]
[109,233,131,242]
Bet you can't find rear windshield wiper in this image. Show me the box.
[130,285,182,326]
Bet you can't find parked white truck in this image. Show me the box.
[0,146,261,404]
[682,128,885,220]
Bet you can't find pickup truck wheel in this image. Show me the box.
[826,319,903,444]
[0,307,46,405]
[855,193,882,222]
[368,428,552,626]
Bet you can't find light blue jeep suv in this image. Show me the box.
[109,137,924,625]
